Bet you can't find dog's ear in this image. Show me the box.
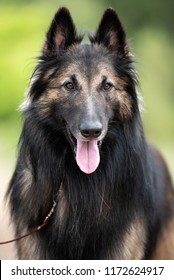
[92,8,128,56]
[43,7,80,56]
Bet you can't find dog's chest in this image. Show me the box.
[50,185,147,259]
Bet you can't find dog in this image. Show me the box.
[8,7,174,259]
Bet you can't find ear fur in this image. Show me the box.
[43,7,82,56]
[91,8,128,56]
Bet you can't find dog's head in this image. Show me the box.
[24,7,139,174]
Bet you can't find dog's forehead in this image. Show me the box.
[62,44,115,79]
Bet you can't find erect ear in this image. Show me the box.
[92,8,128,56]
[43,7,81,56]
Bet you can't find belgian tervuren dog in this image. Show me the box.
[8,7,174,259]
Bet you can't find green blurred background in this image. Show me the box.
[0,0,174,259]
[0,0,174,187]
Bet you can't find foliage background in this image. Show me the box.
[0,0,173,258]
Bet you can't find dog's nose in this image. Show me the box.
[80,122,102,139]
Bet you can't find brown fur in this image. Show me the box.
[108,217,147,259]
[37,58,133,122]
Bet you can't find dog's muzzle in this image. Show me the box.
[66,121,104,174]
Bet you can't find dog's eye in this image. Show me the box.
[102,82,113,91]
[64,82,75,91]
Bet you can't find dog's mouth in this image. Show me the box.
[66,127,102,174]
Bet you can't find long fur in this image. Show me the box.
[8,7,174,260]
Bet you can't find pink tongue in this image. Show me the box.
[76,140,100,174]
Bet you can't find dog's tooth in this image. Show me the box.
[97,141,102,147]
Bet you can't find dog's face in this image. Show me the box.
[25,8,138,174]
